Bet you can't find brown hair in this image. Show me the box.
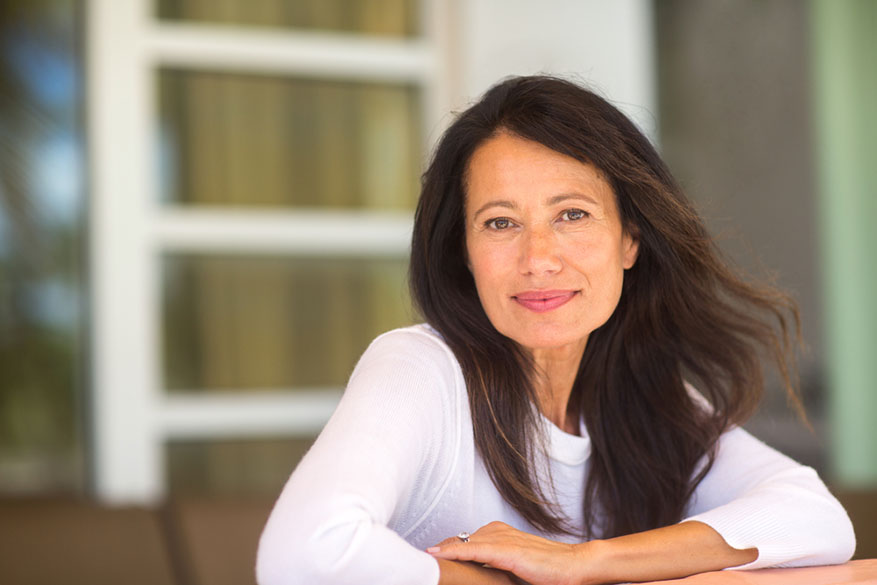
[409,75,800,538]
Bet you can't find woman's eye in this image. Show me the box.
[561,208,588,221]
[486,217,512,230]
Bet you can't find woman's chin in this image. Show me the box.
[505,331,591,358]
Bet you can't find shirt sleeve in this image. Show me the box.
[682,426,856,569]
[256,328,459,585]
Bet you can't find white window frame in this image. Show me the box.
[87,0,452,504]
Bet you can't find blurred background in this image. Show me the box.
[0,1,874,583]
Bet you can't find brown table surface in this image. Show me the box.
[639,559,877,584]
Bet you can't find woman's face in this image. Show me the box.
[464,133,639,358]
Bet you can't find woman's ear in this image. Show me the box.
[622,226,640,270]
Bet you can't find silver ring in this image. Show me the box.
[457,531,470,543]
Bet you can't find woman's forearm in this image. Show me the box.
[437,559,519,585]
[430,519,755,585]
[582,520,757,584]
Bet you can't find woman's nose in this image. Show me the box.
[518,227,562,275]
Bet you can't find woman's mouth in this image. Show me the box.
[512,290,578,313]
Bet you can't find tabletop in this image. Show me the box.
[639,559,877,584]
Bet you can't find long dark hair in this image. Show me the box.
[409,75,800,538]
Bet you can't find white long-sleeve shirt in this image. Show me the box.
[257,325,855,584]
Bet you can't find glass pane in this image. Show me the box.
[156,0,420,38]
[157,70,423,210]
[0,0,86,494]
[162,254,414,391]
[167,437,315,496]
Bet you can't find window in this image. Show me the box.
[88,0,449,502]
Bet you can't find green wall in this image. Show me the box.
[812,0,877,487]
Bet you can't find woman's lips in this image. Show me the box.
[512,290,578,313]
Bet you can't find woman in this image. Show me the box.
[257,76,855,585]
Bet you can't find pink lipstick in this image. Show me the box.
[512,290,578,313]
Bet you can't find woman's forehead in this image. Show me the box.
[463,133,615,210]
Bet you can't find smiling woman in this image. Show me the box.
[256,76,855,585]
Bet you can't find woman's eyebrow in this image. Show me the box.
[472,200,517,219]
[546,193,600,207]
[472,193,601,220]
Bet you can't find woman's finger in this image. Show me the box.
[427,523,520,566]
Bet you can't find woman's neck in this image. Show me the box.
[529,341,586,435]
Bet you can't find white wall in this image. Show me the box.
[453,0,656,140]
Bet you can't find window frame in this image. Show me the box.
[87,0,451,503]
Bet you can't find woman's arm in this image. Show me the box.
[257,329,456,585]
[682,427,855,568]
[429,519,755,585]
[429,426,855,584]
[437,559,522,585]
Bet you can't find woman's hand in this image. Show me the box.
[428,521,594,585]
